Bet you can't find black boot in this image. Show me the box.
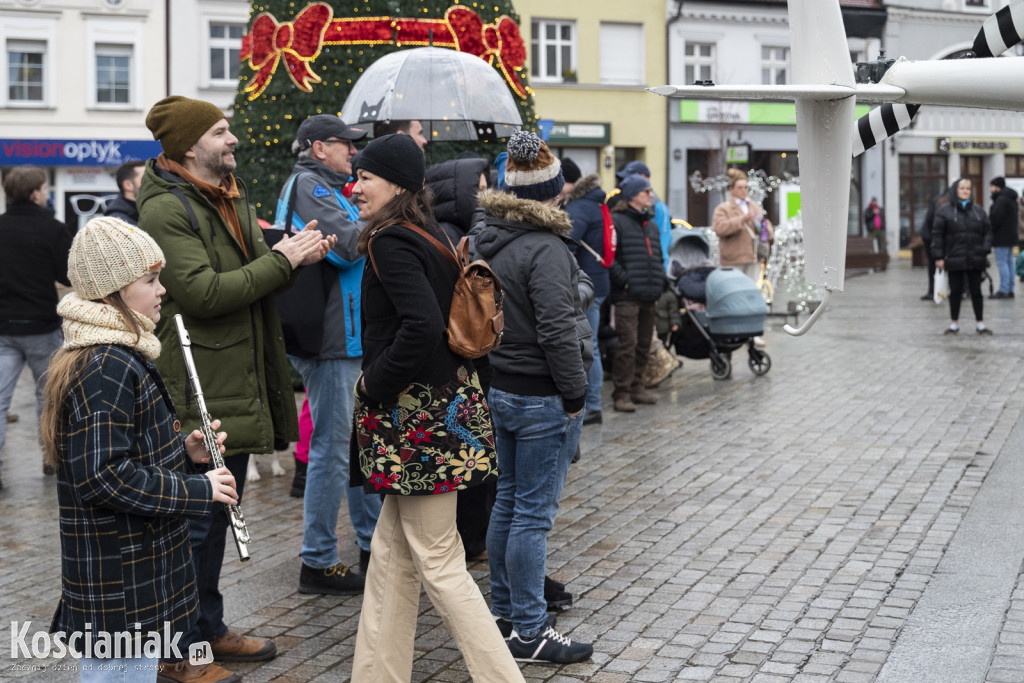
[544,575,572,610]
[289,460,307,498]
[360,549,371,575]
[298,562,364,595]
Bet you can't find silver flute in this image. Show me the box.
[174,314,252,562]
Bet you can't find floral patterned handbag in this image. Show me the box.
[353,365,499,496]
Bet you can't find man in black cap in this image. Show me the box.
[276,114,382,594]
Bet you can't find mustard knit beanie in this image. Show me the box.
[69,217,165,300]
[145,95,226,161]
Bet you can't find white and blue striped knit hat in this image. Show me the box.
[502,131,564,202]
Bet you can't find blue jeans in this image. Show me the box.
[79,653,158,682]
[994,246,1015,294]
[0,330,63,474]
[584,296,604,414]
[486,388,583,639]
[291,356,381,563]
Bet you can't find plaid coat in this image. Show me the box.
[51,345,213,638]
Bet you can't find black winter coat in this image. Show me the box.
[932,180,992,272]
[0,202,71,335]
[425,157,489,242]
[104,196,139,225]
[609,204,666,303]
[989,186,1019,248]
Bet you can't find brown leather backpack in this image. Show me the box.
[368,222,504,359]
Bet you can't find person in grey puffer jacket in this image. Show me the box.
[468,131,594,665]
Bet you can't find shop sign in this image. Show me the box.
[679,100,870,125]
[538,120,611,145]
[936,137,1023,154]
[0,139,163,167]
[726,144,750,164]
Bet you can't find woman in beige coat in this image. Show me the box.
[712,168,774,281]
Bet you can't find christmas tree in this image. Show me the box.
[232,0,539,220]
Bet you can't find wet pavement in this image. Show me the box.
[3,259,1024,682]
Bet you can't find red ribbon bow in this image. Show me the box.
[443,7,528,98]
[239,3,530,101]
[242,2,333,100]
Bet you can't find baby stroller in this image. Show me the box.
[668,226,771,380]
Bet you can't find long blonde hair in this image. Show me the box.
[40,292,145,468]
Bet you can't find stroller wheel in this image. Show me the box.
[710,355,732,380]
[748,350,771,376]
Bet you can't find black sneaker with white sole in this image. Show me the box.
[507,626,592,663]
[495,613,557,641]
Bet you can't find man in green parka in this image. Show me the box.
[138,96,335,683]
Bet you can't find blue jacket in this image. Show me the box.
[277,158,364,359]
[565,174,610,299]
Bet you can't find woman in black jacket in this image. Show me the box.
[932,178,993,335]
[348,135,522,681]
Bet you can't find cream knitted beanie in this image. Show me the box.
[69,217,165,300]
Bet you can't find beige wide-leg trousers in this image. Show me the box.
[352,492,524,682]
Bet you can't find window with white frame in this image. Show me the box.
[684,42,715,84]
[531,19,575,81]
[209,22,244,84]
[7,40,45,103]
[761,46,789,85]
[964,0,989,9]
[95,44,131,104]
[600,22,644,85]
[86,20,142,109]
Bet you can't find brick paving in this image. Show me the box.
[3,260,1024,681]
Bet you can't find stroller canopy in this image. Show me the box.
[668,226,712,273]
[705,268,767,336]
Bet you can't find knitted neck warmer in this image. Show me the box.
[58,292,162,360]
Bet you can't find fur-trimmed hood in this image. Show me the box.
[476,189,572,234]
[566,173,603,204]
[473,188,572,260]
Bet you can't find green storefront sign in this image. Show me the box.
[679,100,871,125]
[546,122,611,145]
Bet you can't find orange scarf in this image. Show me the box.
[157,154,248,259]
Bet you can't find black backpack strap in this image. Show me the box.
[167,186,202,235]
[285,173,301,232]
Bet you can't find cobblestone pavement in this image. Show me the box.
[4,260,1024,682]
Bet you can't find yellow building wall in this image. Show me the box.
[512,0,668,197]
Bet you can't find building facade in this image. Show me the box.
[0,0,167,227]
[664,0,1023,261]
[513,0,668,197]
[665,0,886,239]
[882,0,1024,259]
[167,0,248,112]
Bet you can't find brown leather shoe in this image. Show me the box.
[157,660,240,683]
[208,630,277,662]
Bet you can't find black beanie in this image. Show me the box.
[561,157,582,184]
[991,176,1006,189]
[352,134,424,192]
